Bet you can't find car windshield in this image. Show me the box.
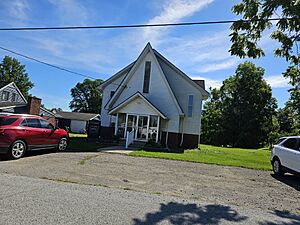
[0,117,18,126]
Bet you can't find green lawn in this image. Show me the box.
[69,133,88,138]
[129,144,272,170]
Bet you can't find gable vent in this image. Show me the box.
[193,80,205,89]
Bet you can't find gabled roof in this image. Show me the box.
[105,42,184,115]
[0,81,28,103]
[109,92,167,119]
[56,111,100,121]
[98,61,135,90]
[0,102,27,109]
[153,49,209,98]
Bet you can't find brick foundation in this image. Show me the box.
[161,131,199,149]
[100,126,115,139]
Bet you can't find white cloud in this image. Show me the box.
[47,0,89,25]
[190,76,222,89]
[4,0,30,21]
[198,59,239,73]
[265,75,290,88]
[141,0,214,46]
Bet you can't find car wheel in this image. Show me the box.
[57,138,68,151]
[8,140,26,160]
[273,158,284,176]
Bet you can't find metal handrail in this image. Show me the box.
[125,128,135,149]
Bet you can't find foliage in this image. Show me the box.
[201,62,277,148]
[230,0,300,129]
[69,79,103,113]
[50,107,63,113]
[276,101,300,136]
[0,56,34,99]
[130,144,272,171]
[201,88,223,146]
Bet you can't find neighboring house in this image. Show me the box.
[99,43,209,149]
[56,111,100,134]
[0,81,56,123]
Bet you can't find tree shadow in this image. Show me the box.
[271,174,300,191]
[133,202,248,225]
[259,209,300,225]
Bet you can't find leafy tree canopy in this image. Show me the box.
[50,107,63,113]
[0,56,34,99]
[230,0,300,117]
[69,79,103,113]
[201,62,277,148]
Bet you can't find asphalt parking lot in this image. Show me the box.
[0,150,299,213]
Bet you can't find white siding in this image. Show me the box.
[117,97,159,115]
[101,74,126,127]
[0,83,26,103]
[70,120,87,134]
[111,52,180,132]
[158,58,203,135]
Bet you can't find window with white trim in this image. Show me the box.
[12,93,16,101]
[188,95,193,117]
[2,91,9,101]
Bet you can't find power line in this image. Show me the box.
[0,46,97,80]
[0,46,129,88]
[0,18,294,31]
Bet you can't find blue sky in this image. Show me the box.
[0,0,291,111]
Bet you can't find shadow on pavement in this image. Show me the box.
[271,174,300,191]
[259,210,300,225]
[133,202,248,225]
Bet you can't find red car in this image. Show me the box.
[0,114,69,159]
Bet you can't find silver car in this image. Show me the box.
[271,136,300,176]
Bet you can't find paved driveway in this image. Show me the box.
[0,151,299,213]
[1,173,299,225]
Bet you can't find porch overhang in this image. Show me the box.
[108,92,167,120]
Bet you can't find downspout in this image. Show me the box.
[180,116,184,147]
[198,101,203,149]
[165,121,169,149]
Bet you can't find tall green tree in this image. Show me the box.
[229,0,300,127]
[69,79,103,113]
[0,56,34,99]
[201,88,223,146]
[201,62,277,148]
[277,101,300,136]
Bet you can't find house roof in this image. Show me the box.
[0,82,28,103]
[153,49,209,98]
[109,92,167,119]
[102,43,209,115]
[105,43,184,115]
[56,111,100,121]
[0,102,27,109]
[40,107,57,117]
[98,61,135,90]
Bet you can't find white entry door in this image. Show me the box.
[136,116,148,141]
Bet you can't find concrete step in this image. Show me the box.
[129,141,146,148]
